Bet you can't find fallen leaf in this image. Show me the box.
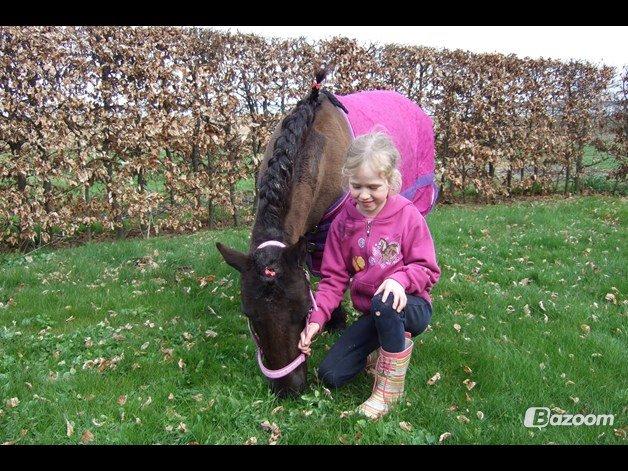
[457,415,470,424]
[6,397,19,408]
[605,293,617,304]
[539,301,546,312]
[177,422,187,433]
[245,436,258,445]
[570,396,580,404]
[198,275,216,287]
[463,365,472,374]
[613,427,627,439]
[340,411,353,419]
[399,421,412,432]
[427,372,441,386]
[168,393,175,401]
[141,396,152,409]
[205,330,218,338]
[81,430,94,444]
[65,418,74,437]
[476,411,484,420]
[439,432,452,443]
[580,324,591,334]
[271,406,284,415]
[260,421,281,445]
[463,379,476,391]
[453,323,461,332]
[178,359,185,369]
[117,395,127,406]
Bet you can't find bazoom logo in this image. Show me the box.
[524,407,614,428]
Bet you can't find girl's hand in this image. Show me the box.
[298,322,321,356]
[374,278,407,313]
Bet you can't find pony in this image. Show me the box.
[217,69,438,397]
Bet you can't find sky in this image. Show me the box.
[211,26,627,73]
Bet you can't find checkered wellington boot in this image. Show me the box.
[365,332,411,377]
[358,336,414,419]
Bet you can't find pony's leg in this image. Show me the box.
[324,305,347,332]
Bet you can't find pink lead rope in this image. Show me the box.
[249,240,318,379]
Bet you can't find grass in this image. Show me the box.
[0,195,626,444]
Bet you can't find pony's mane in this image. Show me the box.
[257,69,347,239]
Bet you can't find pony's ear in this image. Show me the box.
[282,236,308,268]
[216,243,249,273]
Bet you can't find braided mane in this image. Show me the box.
[256,69,346,239]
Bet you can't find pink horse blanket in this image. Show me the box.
[306,90,439,276]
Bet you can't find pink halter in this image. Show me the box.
[248,240,318,380]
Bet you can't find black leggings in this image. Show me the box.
[318,292,432,389]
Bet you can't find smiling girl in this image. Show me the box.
[297,131,441,419]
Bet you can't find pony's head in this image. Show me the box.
[216,237,313,397]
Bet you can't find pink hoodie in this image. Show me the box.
[309,194,441,328]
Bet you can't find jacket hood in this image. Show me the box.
[343,194,413,221]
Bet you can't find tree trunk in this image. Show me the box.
[564,158,571,194]
[229,183,239,227]
[17,174,27,191]
[207,199,215,230]
[85,184,92,242]
[506,169,512,196]
[190,118,201,173]
[106,160,125,239]
[137,169,148,236]
[574,151,583,194]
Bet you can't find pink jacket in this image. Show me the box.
[309,194,441,328]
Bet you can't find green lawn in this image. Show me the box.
[0,195,626,444]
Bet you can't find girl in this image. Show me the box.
[298,131,441,419]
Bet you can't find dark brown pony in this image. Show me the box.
[216,70,351,397]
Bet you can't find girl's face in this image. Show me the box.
[348,163,390,217]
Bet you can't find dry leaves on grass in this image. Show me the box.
[6,397,19,408]
[457,415,470,424]
[439,432,452,443]
[260,420,281,445]
[81,430,94,444]
[605,293,617,304]
[427,372,441,386]
[399,421,412,432]
[198,275,216,287]
[65,418,74,437]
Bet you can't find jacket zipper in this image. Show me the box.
[365,220,372,260]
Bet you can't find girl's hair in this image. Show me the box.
[341,131,402,194]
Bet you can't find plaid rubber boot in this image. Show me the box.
[365,332,411,377]
[358,337,414,419]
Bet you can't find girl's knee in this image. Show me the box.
[370,292,396,316]
[317,365,344,389]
